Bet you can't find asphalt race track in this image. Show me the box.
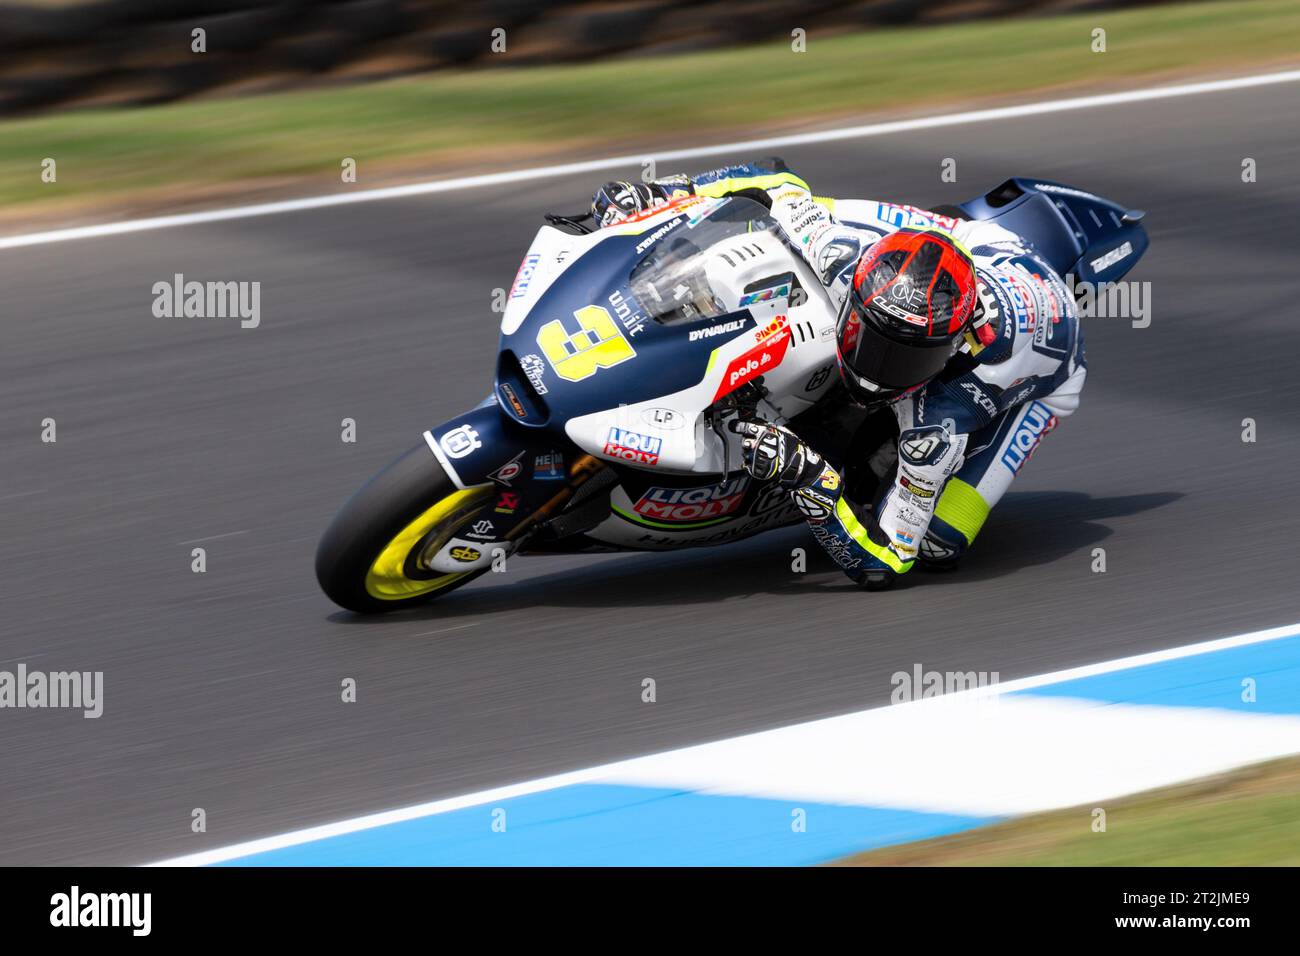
[3,80,1299,865]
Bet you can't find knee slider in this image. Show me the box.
[919,518,967,568]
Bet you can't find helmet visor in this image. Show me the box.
[837,298,955,397]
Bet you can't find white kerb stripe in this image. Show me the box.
[146,619,1300,866]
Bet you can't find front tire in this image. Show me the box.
[316,443,494,614]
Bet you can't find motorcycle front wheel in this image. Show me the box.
[315,443,494,614]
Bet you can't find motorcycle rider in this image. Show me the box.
[591,161,1086,589]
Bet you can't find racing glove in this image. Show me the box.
[729,420,823,489]
[732,420,901,590]
[591,175,694,227]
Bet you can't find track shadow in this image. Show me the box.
[326,490,1182,626]
[942,490,1183,584]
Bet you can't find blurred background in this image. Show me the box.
[0,0,1211,114]
[3,0,1294,229]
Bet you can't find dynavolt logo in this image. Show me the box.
[689,319,747,342]
[635,217,684,254]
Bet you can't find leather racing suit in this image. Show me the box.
[608,162,1088,587]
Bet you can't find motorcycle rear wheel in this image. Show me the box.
[315,443,494,614]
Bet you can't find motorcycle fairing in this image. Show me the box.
[957,178,1149,285]
[561,296,836,474]
[589,472,805,550]
[495,197,831,425]
[421,402,579,561]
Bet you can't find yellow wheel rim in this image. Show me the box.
[364,487,492,601]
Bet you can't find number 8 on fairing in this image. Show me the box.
[536,305,636,383]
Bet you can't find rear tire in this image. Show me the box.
[315,443,493,614]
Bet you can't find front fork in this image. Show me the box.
[503,453,608,548]
[422,402,610,567]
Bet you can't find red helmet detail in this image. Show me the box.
[836,227,977,405]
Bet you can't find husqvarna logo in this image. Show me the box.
[440,425,481,459]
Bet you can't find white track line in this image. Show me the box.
[147,618,1300,866]
[6,67,1300,253]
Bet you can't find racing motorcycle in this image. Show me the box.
[316,176,1148,613]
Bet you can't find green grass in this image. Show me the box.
[2,0,1299,214]
[837,756,1300,866]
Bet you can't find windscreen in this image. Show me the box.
[627,198,778,326]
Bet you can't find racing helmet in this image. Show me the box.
[835,227,977,406]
